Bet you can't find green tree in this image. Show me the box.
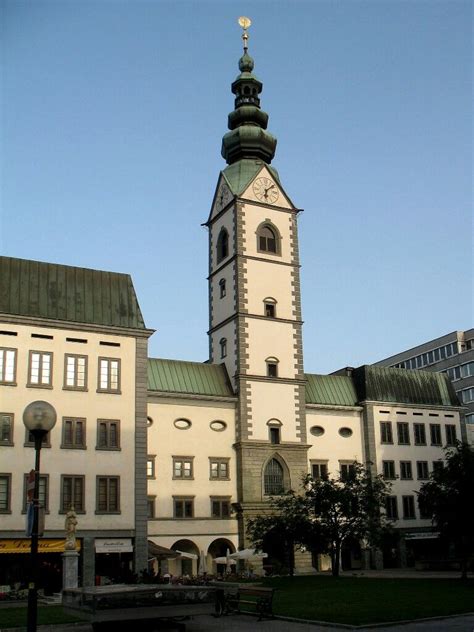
[417,442,474,579]
[303,462,392,576]
[247,462,392,577]
[246,492,320,576]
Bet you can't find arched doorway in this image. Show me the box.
[208,538,236,575]
[171,539,199,577]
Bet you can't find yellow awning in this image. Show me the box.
[0,539,81,553]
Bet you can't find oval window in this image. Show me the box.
[210,420,227,432]
[174,418,192,430]
[310,426,325,437]
[147,417,153,427]
[339,427,353,438]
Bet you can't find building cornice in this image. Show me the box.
[0,313,155,339]
[306,403,363,412]
[362,400,464,412]
[233,440,311,451]
[208,311,303,334]
[235,373,307,386]
[147,391,237,404]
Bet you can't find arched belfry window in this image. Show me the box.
[264,458,284,495]
[263,297,277,318]
[266,357,279,378]
[216,228,229,263]
[256,222,280,255]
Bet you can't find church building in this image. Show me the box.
[0,23,465,586]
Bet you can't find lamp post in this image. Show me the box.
[23,401,57,632]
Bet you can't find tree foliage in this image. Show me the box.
[417,442,474,579]
[247,462,392,577]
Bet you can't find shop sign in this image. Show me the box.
[0,539,81,553]
[404,532,440,540]
[95,538,133,553]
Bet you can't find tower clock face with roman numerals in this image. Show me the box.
[252,177,279,204]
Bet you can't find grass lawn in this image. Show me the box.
[0,605,83,629]
[262,576,474,625]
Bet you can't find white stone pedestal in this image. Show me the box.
[62,550,79,589]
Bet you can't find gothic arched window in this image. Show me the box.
[264,458,284,495]
[256,223,280,254]
[216,228,229,263]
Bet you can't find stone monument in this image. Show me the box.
[62,507,79,589]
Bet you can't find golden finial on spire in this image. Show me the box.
[238,16,252,52]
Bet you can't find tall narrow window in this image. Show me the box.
[385,496,398,520]
[414,423,426,445]
[0,414,13,445]
[0,475,11,512]
[28,351,53,387]
[264,459,284,495]
[445,425,457,446]
[64,354,87,390]
[216,228,229,263]
[430,424,442,446]
[62,418,86,449]
[380,421,393,444]
[269,427,281,444]
[340,462,356,481]
[96,420,120,450]
[257,224,278,254]
[402,495,416,519]
[0,348,17,384]
[219,279,226,298]
[96,476,120,513]
[220,338,227,359]
[61,475,85,513]
[397,422,410,445]
[98,358,120,392]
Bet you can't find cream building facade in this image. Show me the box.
[0,32,467,585]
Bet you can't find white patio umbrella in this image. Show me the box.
[225,548,232,573]
[198,550,207,574]
[230,548,268,560]
[214,556,236,565]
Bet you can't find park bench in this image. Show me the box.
[237,586,275,620]
[216,585,275,621]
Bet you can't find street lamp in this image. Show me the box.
[23,401,57,632]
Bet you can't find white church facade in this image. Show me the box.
[0,27,466,586]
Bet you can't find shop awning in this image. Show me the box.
[148,539,181,559]
[0,539,81,554]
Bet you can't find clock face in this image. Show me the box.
[252,177,279,204]
[216,183,232,210]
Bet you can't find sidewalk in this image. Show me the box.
[10,612,473,632]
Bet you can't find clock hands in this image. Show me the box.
[263,183,275,199]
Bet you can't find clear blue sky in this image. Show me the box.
[1,0,472,373]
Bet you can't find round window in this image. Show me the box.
[210,420,227,432]
[174,419,192,430]
[339,427,353,438]
[310,426,325,437]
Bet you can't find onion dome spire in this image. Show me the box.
[221,17,277,165]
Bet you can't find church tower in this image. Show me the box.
[205,18,309,543]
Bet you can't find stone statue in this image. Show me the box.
[64,507,78,550]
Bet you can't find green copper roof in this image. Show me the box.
[305,374,359,406]
[305,367,459,407]
[148,358,234,397]
[222,159,280,196]
[0,256,146,329]
[353,365,459,407]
